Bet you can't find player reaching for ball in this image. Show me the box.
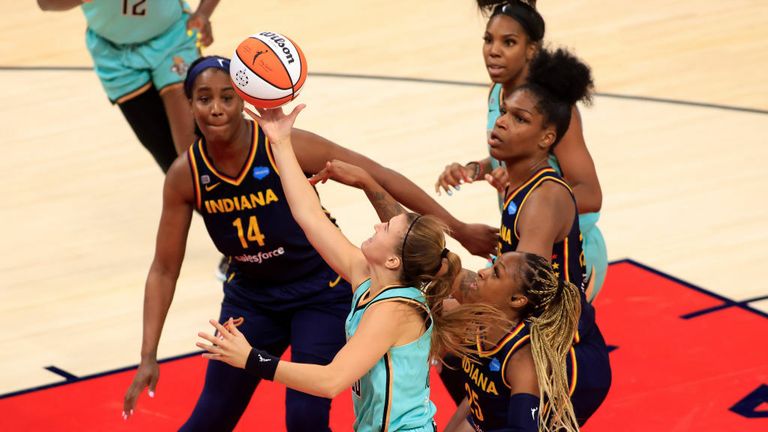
[121,56,499,431]
[197,102,509,431]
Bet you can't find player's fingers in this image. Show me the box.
[484,174,504,192]
[308,173,323,185]
[148,374,158,397]
[448,164,468,185]
[227,320,244,337]
[209,318,230,337]
[288,103,306,121]
[196,341,219,354]
[440,174,459,195]
[123,387,139,414]
[242,107,260,122]
[198,331,218,345]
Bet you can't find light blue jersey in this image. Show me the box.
[345,280,437,432]
[82,0,187,45]
[82,1,199,102]
[487,83,608,298]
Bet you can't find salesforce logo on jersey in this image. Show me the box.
[233,246,285,264]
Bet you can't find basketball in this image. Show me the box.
[229,31,308,109]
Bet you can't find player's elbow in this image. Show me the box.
[574,183,602,214]
[579,192,602,213]
[316,378,347,399]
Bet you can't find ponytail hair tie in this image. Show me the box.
[441,248,450,259]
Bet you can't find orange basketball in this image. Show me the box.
[229,32,308,109]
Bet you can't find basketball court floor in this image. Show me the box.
[1,1,766,430]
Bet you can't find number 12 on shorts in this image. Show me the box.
[232,216,266,248]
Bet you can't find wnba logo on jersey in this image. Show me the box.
[253,166,270,180]
[507,202,518,215]
[352,379,361,398]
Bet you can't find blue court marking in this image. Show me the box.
[44,366,78,382]
[681,294,768,320]
[0,351,203,400]
[610,258,768,320]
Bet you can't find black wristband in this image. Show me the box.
[245,348,280,380]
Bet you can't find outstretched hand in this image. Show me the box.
[309,159,371,188]
[196,318,253,370]
[243,104,306,148]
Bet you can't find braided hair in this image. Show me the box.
[517,253,581,432]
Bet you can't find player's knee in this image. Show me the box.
[117,86,177,173]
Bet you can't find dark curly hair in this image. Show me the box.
[517,48,594,147]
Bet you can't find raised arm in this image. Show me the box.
[551,107,602,213]
[291,129,499,257]
[309,159,405,223]
[245,106,369,286]
[123,156,195,418]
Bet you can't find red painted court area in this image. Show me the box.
[1,260,767,431]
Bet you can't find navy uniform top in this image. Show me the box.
[187,120,330,285]
[497,167,586,290]
[462,320,583,431]
[463,297,608,429]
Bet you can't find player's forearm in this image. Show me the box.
[358,174,406,222]
[367,166,465,232]
[140,272,177,361]
[270,141,326,224]
[37,0,84,11]
[274,361,350,399]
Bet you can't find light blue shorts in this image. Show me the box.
[85,14,199,102]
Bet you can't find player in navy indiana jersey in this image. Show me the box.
[196,103,508,432]
[444,252,610,432]
[443,47,612,432]
[122,56,501,431]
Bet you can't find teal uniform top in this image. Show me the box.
[346,280,437,431]
[82,0,188,45]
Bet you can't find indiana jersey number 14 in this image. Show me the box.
[232,216,266,248]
